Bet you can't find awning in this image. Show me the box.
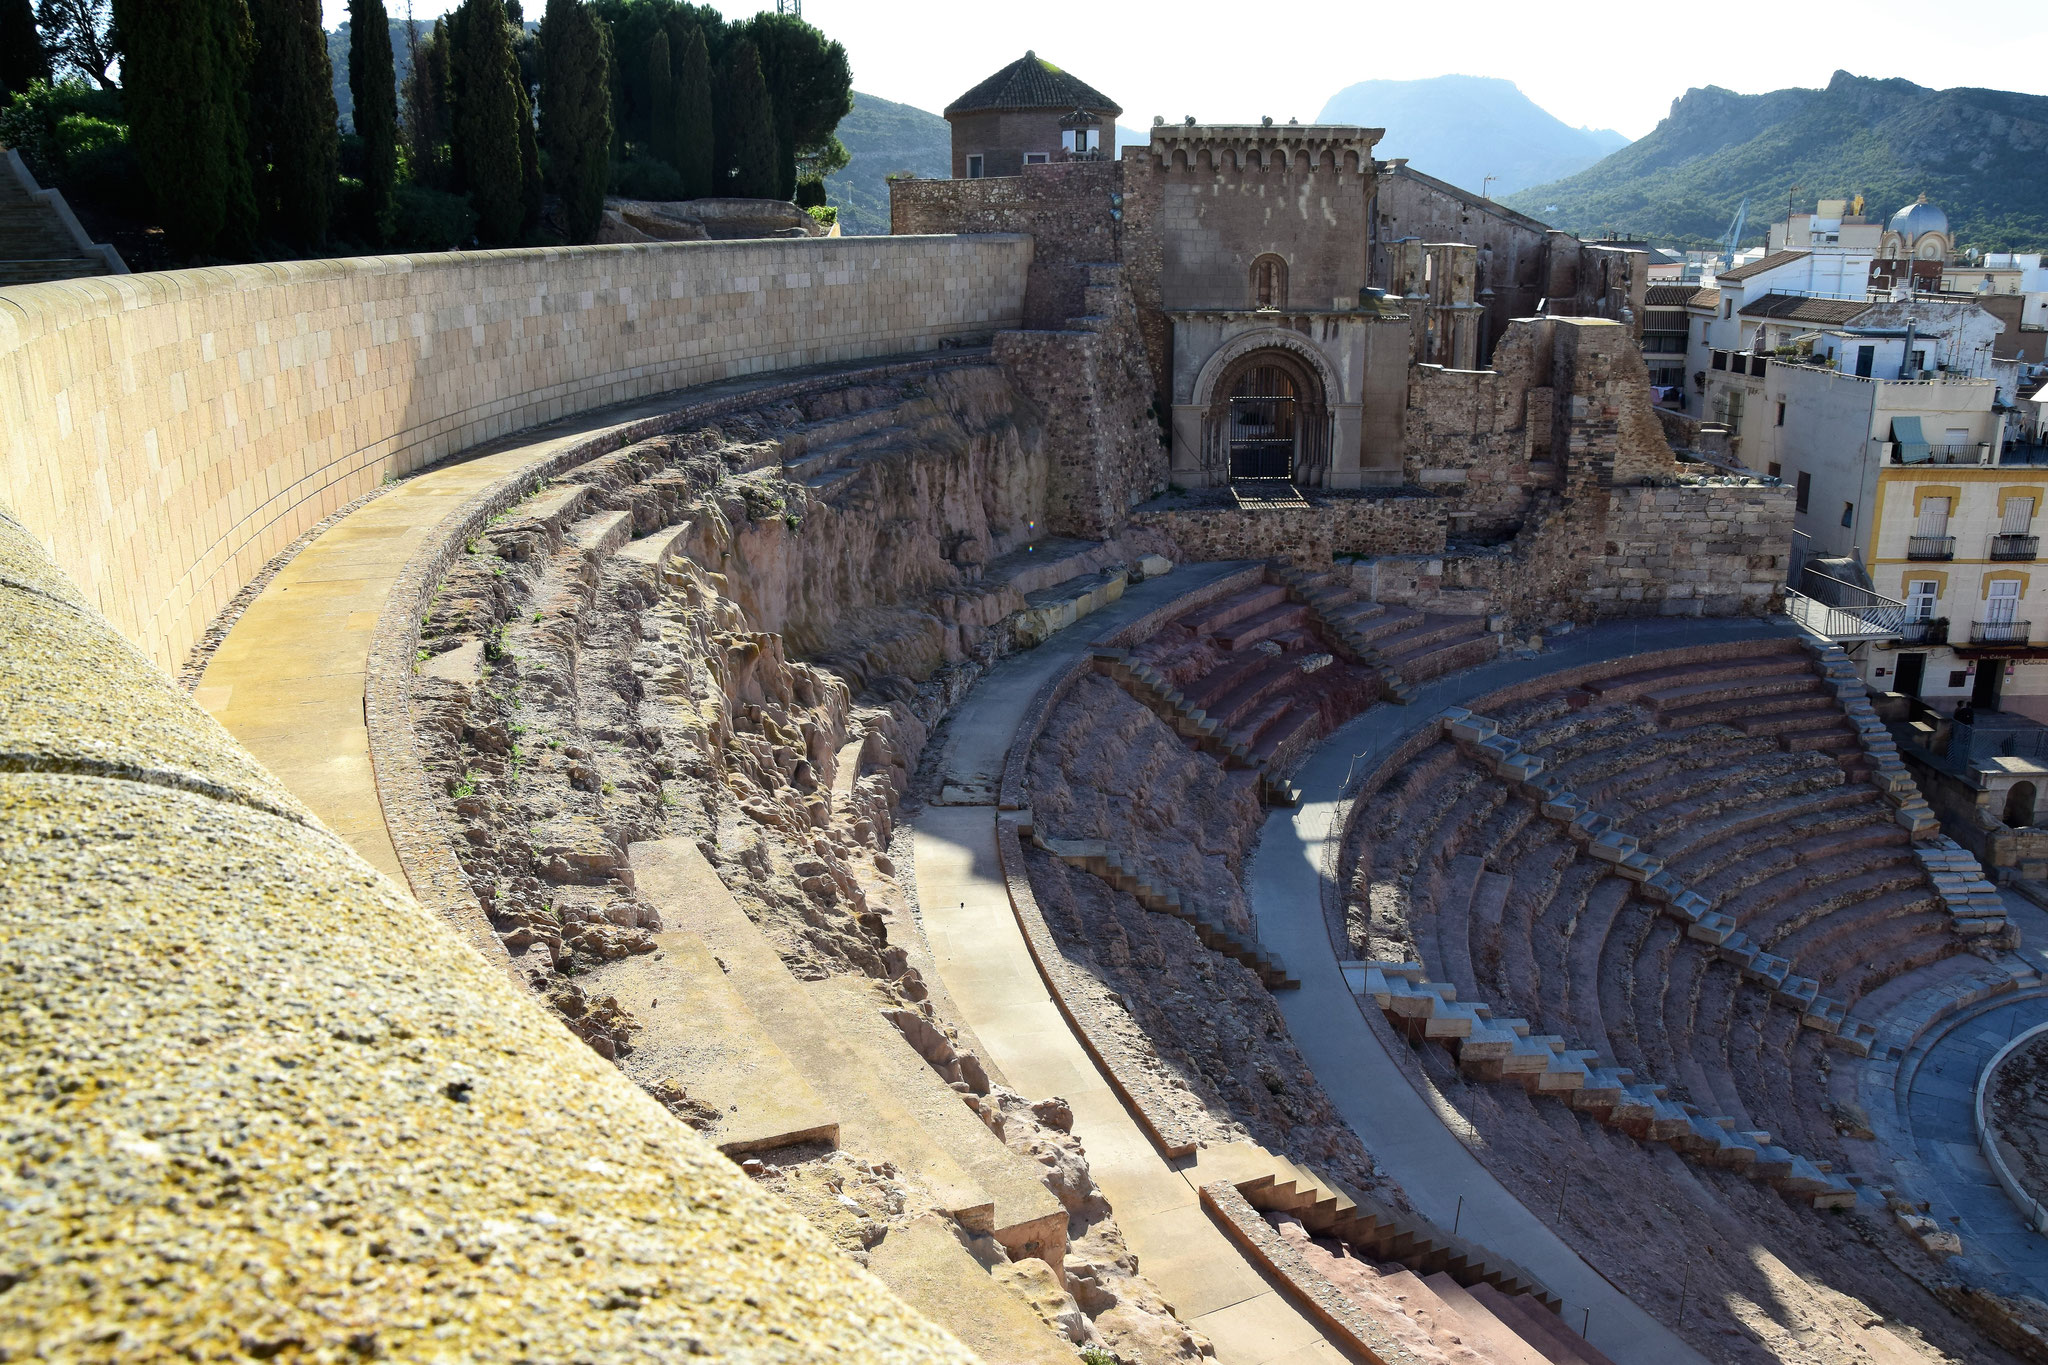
[1892,415,1932,464]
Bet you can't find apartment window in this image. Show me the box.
[1950,671,1970,688]
[1024,153,1049,165]
[966,154,984,179]
[1724,300,1733,319]
[1908,580,1939,622]
[1842,502,1855,528]
[2004,497,2037,535]
[1775,401,1786,427]
[1767,462,1782,479]
[1795,471,1810,513]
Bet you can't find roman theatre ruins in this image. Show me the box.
[9,122,2048,1365]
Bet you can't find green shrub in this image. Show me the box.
[804,204,836,228]
[392,182,477,250]
[0,80,131,198]
[611,151,685,200]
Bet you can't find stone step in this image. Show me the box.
[1471,1282,1619,1365]
[567,507,635,563]
[582,931,838,1156]
[864,1215,1078,1365]
[1422,1272,1556,1365]
[629,838,1063,1260]
[1014,568,1129,648]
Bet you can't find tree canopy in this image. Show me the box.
[250,0,340,247]
[714,35,774,198]
[741,11,849,203]
[446,0,524,243]
[540,0,612,242]
[348,0,398,243]
[111,0,258,255]
[0,0,49,98]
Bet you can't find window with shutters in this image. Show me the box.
[1995,496,2038,560]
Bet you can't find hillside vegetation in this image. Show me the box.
[825,91,948,235]
[1318,75,1627,196]
[1505,70,2048,251]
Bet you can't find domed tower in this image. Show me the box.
[1880,195,1952,262]
[943,51,1121,180]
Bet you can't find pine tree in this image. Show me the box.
[539,0,611,243]
[744,13,849,204]
[349,0,398,243]
[0,0,48,97]
[673,24,713,199]
[714,36,775,199]
[111,0,258,256]
[249,0,339,248]
[447,0,523,243]
[643,29,673,172]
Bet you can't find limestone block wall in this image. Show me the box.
[1129,494,1449,567]
[1574,483,1795,619]
[0,235,1030,673]
[0,505,971,1362]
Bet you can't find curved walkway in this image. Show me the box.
[1247,617,1795,1363]
[1900,985,2048,1296]
[192,356,949,890]
[912,564,1349,1365]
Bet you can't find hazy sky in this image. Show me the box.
[324,0,2048,141]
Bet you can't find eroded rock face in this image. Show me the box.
[409,366,1206,1360]
[1025,676,1385,1197]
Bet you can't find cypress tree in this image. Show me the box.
[250,0,340,248]
[349,0,399,243]
[404,17,452,191]
[644,29,673,172]
[515,78,541,236]
[0,0,48,98]
[447,0,523,243]
[112,0,258,256]
[539,0,611,243]
[674,24,713,199]
[745,13,850,204]
[715,37,775,200]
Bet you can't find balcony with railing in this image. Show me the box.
[1899,617,1949,645]
[1971,619,2033,645]
[1991,534,2040,561]
[1783,570,1908,643]
[1907,535,1956,560]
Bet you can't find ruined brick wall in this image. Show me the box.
[891,162,1122,329]
[1403,353,1538,534]
[1368,165,1553,363]
[1585,484,1796,616]
[1129,494,1448,568]
[994,265,1167,537]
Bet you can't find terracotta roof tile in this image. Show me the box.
[1715,250,1810,282]
[945,52,1120,117]
[1738,293,1871,325]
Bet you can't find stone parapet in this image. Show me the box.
[0,502,973,1362]
[0,235,1030,674]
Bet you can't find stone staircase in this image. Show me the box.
[1352,961,1859,1209]
[0,151,117,286]
[630,839,1069,1264]
[1087,646,1300,805]
[1034,833,1298,989]
[1270,561,1498,703]
[1228,1161,1562,1307]
[1442,705,1882,1053]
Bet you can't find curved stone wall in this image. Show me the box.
[0,235,1030,672]
[0,503,973,1361]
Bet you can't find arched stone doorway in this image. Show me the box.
[2006,781,2037,829]
[1202,347,1330,485]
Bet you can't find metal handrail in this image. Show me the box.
[1991,535,2039,561]
[1784,586,1906,640]
[1971,619,2033,645]
[1908,535,1956,560]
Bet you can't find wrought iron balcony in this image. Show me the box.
[1899,617,1948,644]
[1992,534,2040,561]
[1907,535,1955,560]
[1971,619,2033,645]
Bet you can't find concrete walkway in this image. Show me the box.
[1903,987,2048,1297]
[1247,617,1793,1364]
[914,564,1345,1365]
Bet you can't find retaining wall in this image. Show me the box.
[0,234,1031,672]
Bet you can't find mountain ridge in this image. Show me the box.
[1505,70,2048,250]
[1317,75,1627,196]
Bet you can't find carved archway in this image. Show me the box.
[1197,343,1331,485]
[2007,781,2037,829]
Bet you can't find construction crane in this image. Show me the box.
[775,0,800,13]
[1718,196,1749,268]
